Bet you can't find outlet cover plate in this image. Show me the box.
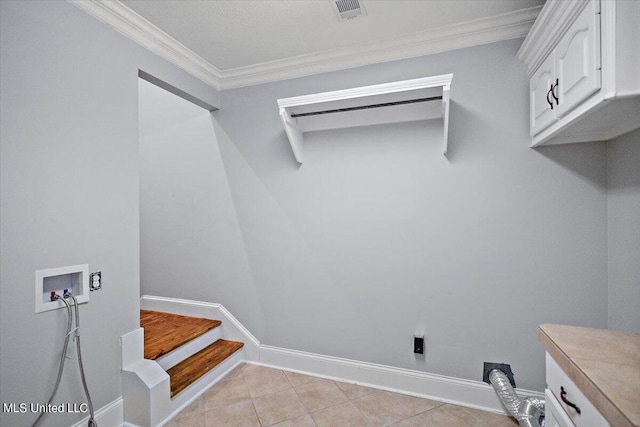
[414,336,424,354]
[90,271,102,291]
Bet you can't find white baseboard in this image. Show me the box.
[139,295,544,416]
[70,397,123,427]
[258,345,543,415]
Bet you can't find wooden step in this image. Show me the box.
[167,339,244,397]
[140,309,222,360]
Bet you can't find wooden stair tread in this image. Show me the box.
[167,339,244,397]
[140,309,222,360]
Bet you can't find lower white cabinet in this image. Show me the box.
[545,353,609,427]
[546,389,578,427]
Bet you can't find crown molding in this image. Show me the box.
[220,6,542,89]
[69,0,224,89]
[70,1,541,90]
[516,0,590,76]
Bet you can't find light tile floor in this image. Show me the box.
[166,364,518,427]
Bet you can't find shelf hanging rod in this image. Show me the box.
[290,96,443,118]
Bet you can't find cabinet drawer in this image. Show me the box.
[546,353,609,427]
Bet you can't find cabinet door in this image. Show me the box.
[546,353,609,427]
[545,389,575,427]
[555,0,601,118]
[530,52,557,135]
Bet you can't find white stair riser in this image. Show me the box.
[155,327,222,370]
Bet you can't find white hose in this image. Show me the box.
[31,293,98,427]
[67,293,97,427]
[31,296,73,427]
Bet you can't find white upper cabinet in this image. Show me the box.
[530,52,557,135]
[518,0,640,147]
[554,0,601,118]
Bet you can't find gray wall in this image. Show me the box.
[2,3,624,420]
[607,128,640,333]
[206,39,607,392]
[0,2,218,426]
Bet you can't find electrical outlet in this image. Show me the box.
[414,336,424,354]
[89,271,102,291]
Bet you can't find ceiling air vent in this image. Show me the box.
[330,0,367,21]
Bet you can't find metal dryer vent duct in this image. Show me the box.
[489,369,545,427]
[330,0,367,21]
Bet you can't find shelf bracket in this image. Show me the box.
[279,108,304,163]
[442,84,450,155]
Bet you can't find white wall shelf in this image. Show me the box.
[277,74,453,163]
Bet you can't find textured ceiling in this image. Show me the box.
[120,0,545,71]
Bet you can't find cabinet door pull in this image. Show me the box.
[551,78,559,105]
[560,386,581,414]
[547,87,554,109]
